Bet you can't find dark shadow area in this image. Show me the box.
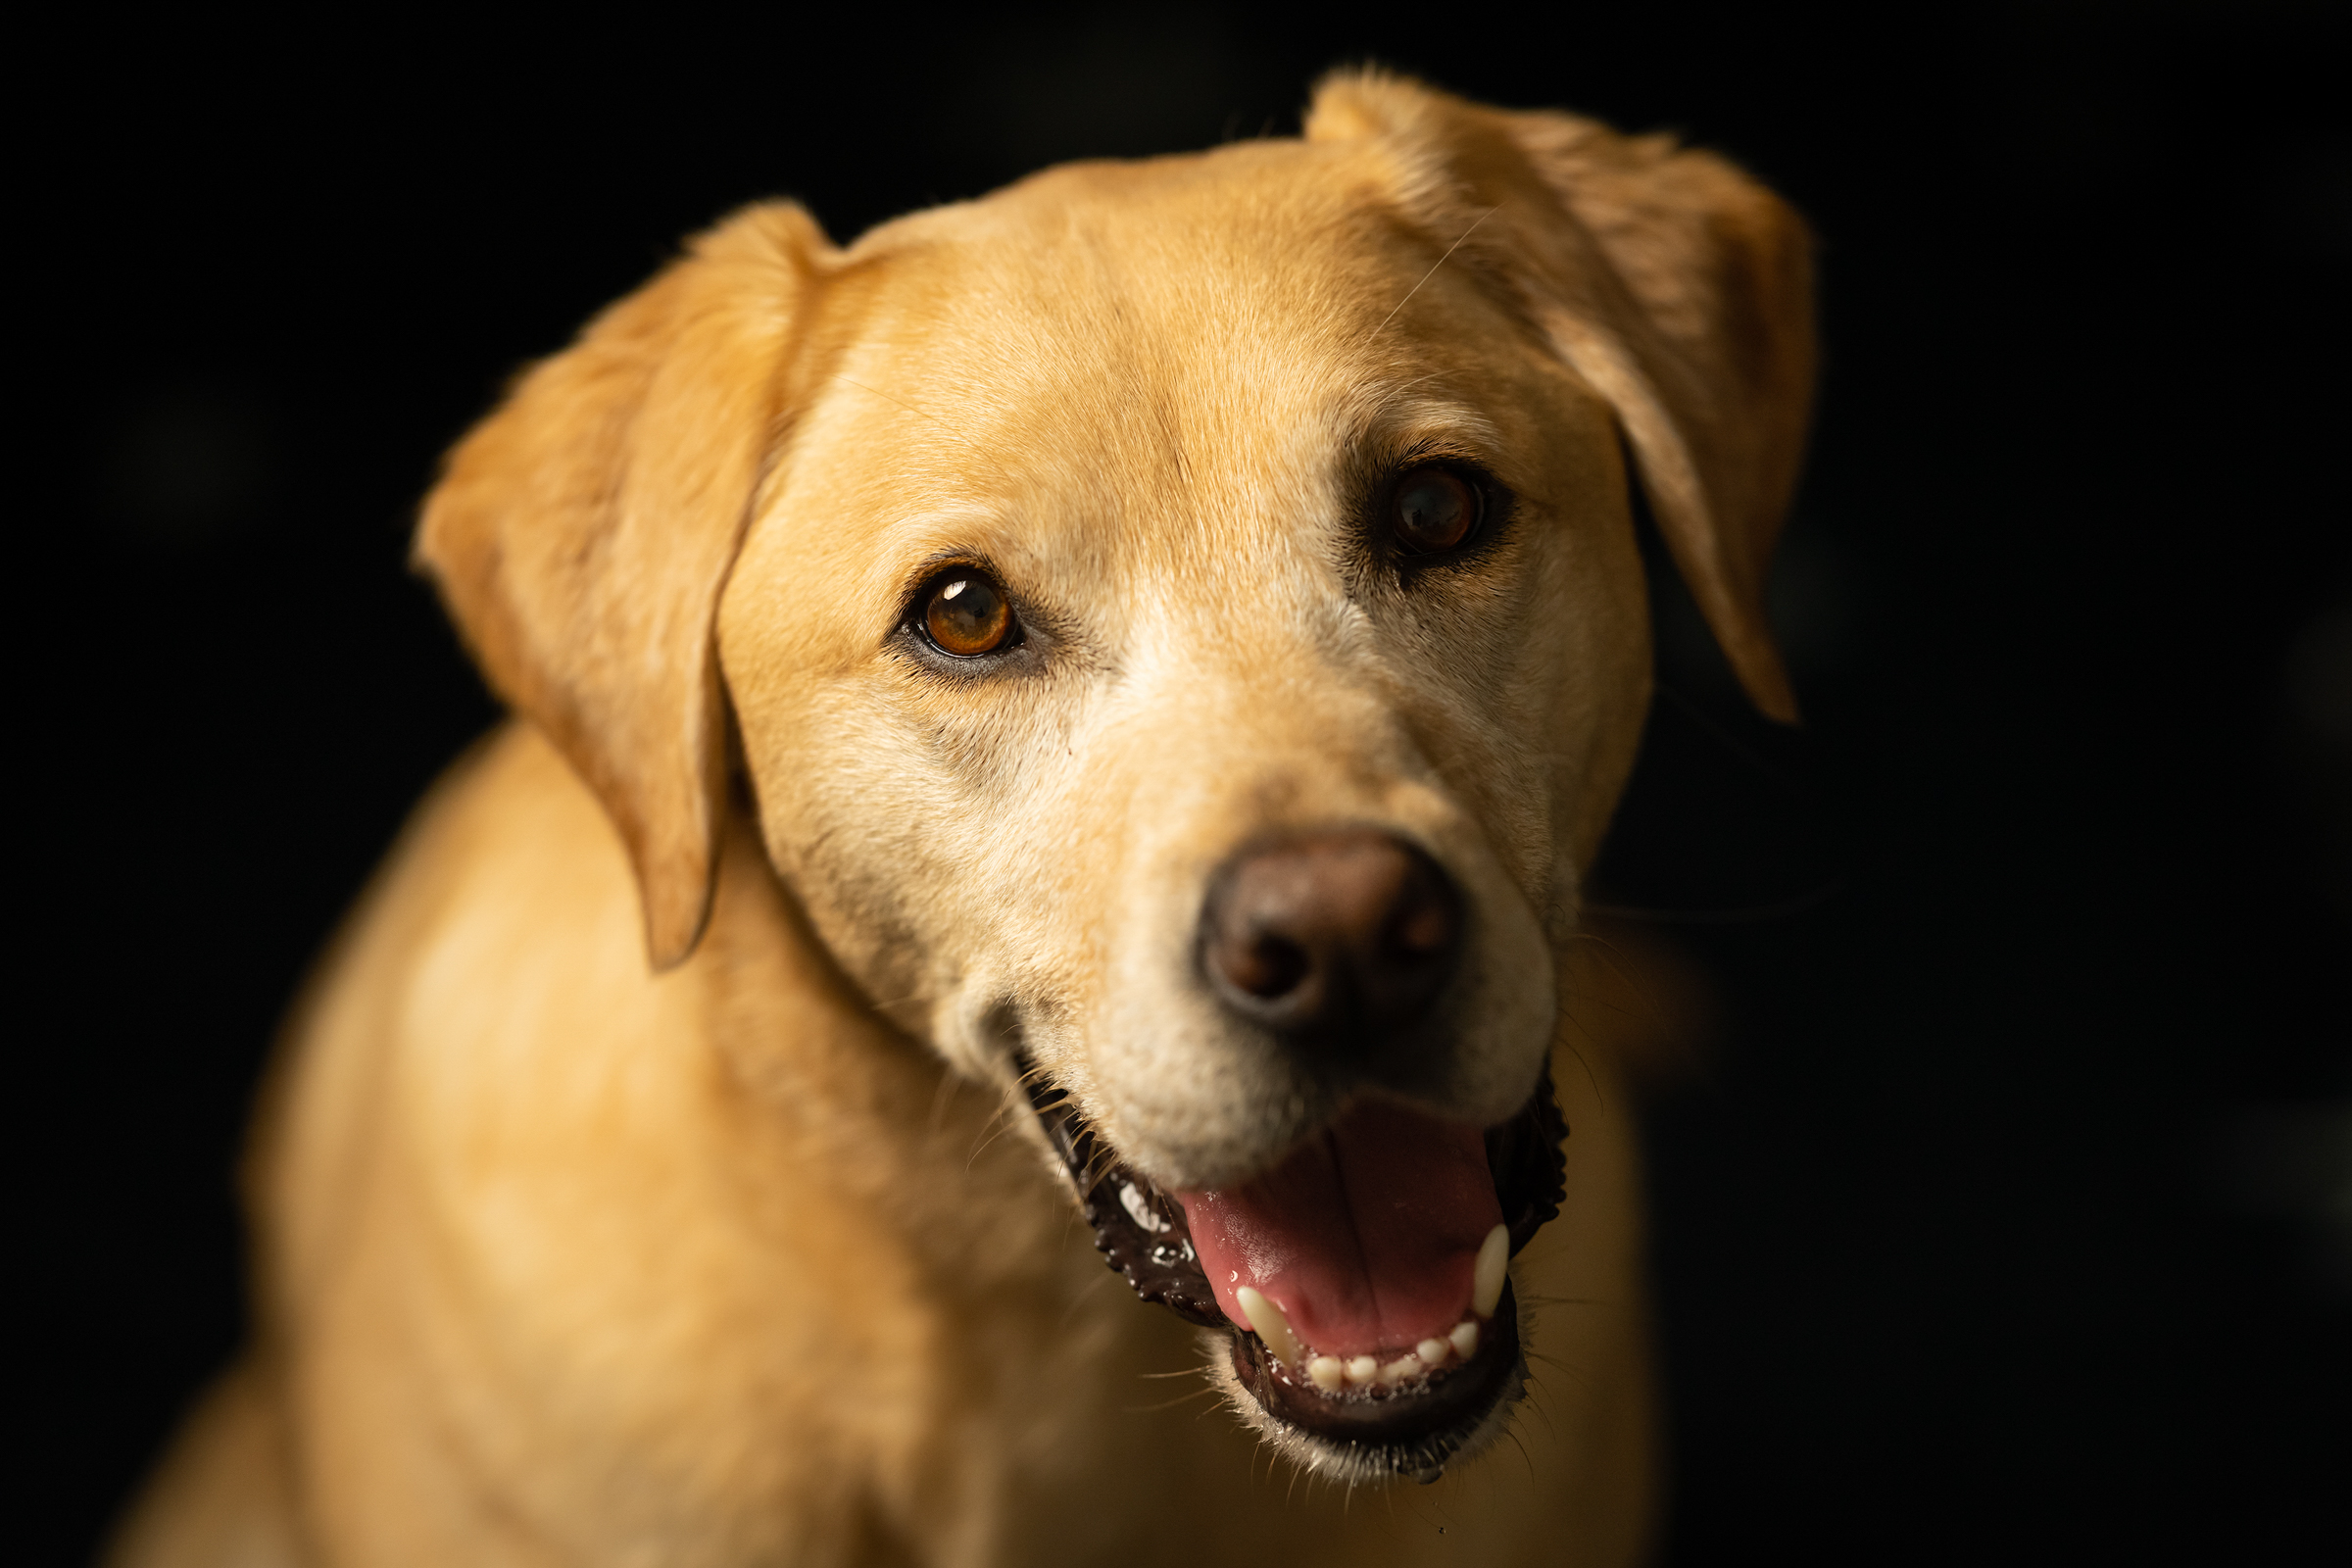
[16,4,2346,1561]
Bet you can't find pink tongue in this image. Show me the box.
[1172,1099,1501,1358]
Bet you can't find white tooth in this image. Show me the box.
[1416,1337,1450,1366]
[1235,1287,1302,1370]
[1118,1182,1169,1233]
[1472,1223,1509,1318]
[1344,1355,1379,1387]
[1306,1356,1345,1392]
[1379,1353,1425,1386]
[1450,1319,1481,1361]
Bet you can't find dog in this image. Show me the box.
[109,70,1811,1567]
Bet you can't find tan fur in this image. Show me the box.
[111,73,1811,1567]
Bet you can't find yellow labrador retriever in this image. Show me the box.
[112,70,1810,1568]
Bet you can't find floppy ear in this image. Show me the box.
[1307,71,1816,721]
[415,202,833,968]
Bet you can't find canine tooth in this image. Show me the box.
[1450,1319,1480,1361]
[1235,1287,1302,1369]
[1416,1337,1450,1366]
[1378,1353,1424,1386]
[1345,1355,1379,1386]
[1306,1356,1345,1392]
[1472,1223,1509,1318]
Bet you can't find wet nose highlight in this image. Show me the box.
[1199,828,1462,1047]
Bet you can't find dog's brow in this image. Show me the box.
[832,374,990,457]
[1354,392,1506,460]
[1369,205,1503,342]
[1371,370,1455,422]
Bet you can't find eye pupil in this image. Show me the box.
[922,572,1013,657]
[1394,466,1477,555]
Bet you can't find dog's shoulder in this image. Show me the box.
[253,722,651,1302]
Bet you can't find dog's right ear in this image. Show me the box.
[416,202,833,970]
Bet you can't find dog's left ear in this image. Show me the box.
[1308,72,1816,722]
[416,202,835,968]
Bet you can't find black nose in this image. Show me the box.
[1198,827,1463,1049]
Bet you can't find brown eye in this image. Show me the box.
[1392,465,1479,555]
[921,570,1014,657]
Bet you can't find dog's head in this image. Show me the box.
[416,72,1812,1484]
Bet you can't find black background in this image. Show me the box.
[17,4,2349,1562]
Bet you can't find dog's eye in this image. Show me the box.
[921,570,1016,658]
[1391,465,1481,556]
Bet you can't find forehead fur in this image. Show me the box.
[824,138,1545,441]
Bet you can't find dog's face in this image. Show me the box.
[418,73,1811,1485]
[720,142,1642,1182]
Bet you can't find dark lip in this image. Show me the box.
[1022,1063,1567,1459]
[1224,1278,1527,1482]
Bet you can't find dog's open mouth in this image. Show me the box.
[1025,1068,1566,1485]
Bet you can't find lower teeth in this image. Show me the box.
[1281,1314,1484,1393]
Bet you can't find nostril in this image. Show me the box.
[1388,895,1455,961]
[1229,934,1311,1002]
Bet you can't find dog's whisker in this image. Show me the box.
[968,1095,1020,1141]
[1560,1008,1601,1057]
[924,1067,962,1139]
[1377,368,1452,413]
[1503,1424,1539,1487]
[1562,931,1687,1035]
[1369,204,1502,340]
[964,1105,1030,1169]
[1560,1037,1603,1102]
[1125,1386,1227,1414]
[1524,1350,1596,1396]
[1510,1229,1590,1269]
[1558,973,1660,1013]
[964,1122,1020,1167]
[1054,1268,1122,1329]
[1584,885,1847,925]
